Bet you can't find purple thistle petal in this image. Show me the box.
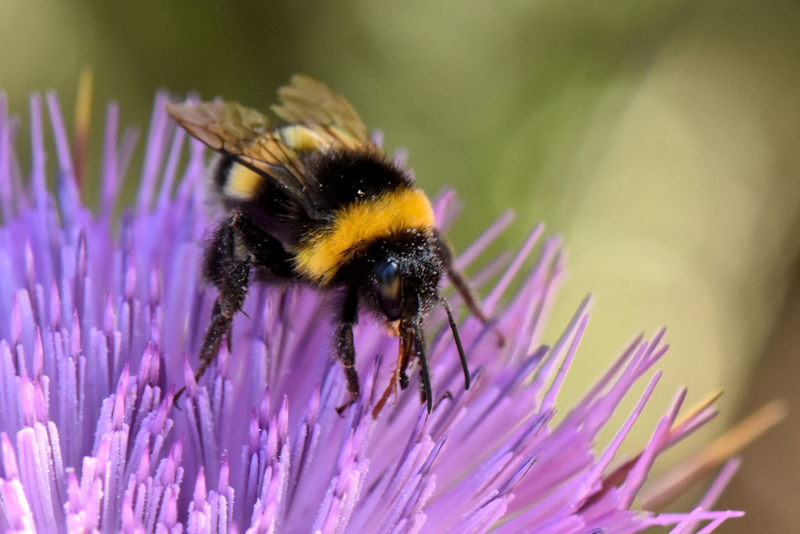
[180,361,198,412]
[159,484,180,531]
[0,93,13,217]
[50,279,62,331]
[44,93,75,181]
[188,466,208,524]
[28,95,46,204]
[370,129,384,150]
[676,458,741,534]
[483,222,543,315]
[136,92,172,215]
[392,147,408,171]
[0,476,36,532]
[1,433,20,480]
[11,293,21,348]
[541,311,589,411]
[118,126,140,197]
[125,251,137,302]
[454,209,515,271]
[100,102,120,221]
[156,124,186,211]
[32,328,43,379]
[431,189,459,232]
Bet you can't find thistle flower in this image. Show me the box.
[0,90,744,534]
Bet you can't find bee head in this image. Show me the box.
[358,229,472,410]
[361,231,443,324]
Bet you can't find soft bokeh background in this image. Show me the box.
[2,1,799,531]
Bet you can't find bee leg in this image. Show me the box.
[335,287,361,416]
[174,258,252,404]
[197,258,251,376]
[412,313,433,414]
[399,373,410,390]
[432,229,489,323]
[175,215,253,404]
[433,229,504,346]
[397,322,414,390]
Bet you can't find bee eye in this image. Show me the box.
[377,260,402,320]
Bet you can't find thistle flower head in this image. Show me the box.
[0,90,743,533]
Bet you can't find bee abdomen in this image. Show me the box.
[211,155,265,203]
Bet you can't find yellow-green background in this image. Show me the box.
[2,1,799,531]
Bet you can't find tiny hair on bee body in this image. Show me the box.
[167,74,494,415]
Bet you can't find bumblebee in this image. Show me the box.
[166,75,490,414]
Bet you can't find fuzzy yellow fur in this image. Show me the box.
[294,187,434,283]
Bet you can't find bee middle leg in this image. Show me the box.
[335,287,361,415]
[432,228,490,324]
[433,228,504,348]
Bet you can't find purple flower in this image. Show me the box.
[0,90,743,533]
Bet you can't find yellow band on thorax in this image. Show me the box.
[294,187,435,283]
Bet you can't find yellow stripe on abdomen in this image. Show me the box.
[294,187,435,283]
[223,163,263,200]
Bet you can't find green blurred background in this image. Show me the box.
[2,1,799,531]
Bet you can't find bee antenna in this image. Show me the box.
[441,297,471,390]
[412,313,433,414]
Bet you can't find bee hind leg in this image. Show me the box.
[335,287,361,416]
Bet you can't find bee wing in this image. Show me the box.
[166,100,322,216]
[272,75,372,148]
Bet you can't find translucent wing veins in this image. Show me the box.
[165,100,319,214]
[273,75,371,145]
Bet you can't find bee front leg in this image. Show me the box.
[335,287,360,415]
[397,321,414,390]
